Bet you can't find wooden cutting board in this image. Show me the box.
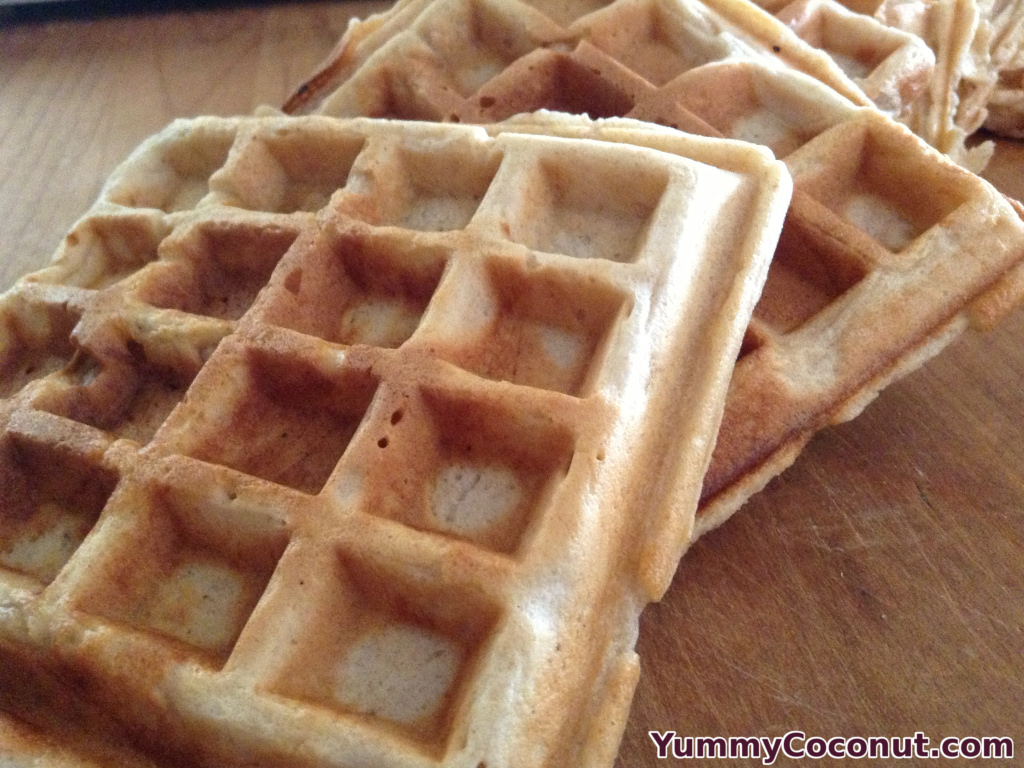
[2,3,1022,764]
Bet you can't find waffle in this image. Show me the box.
[283,0,1024,169]
[286,0,980,164]
[285,0,944,122]
[0,114,790,766]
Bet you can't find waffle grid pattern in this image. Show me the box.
[0,115,789,767]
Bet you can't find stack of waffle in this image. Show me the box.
[285,0,1024,166]
[3,0,1024,765]
[282,0,1024,538]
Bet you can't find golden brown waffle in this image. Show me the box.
[0,114,790,766]
[289,6,1024,534]
[691,82,1024,531]
[284,0,922,117]
[284,0,952,143]
[283,0,1024,170]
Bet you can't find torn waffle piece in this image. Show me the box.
[0,114,790,767]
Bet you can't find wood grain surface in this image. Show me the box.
[1,4,1022,766]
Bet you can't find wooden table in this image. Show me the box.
[2,3,1022,764]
